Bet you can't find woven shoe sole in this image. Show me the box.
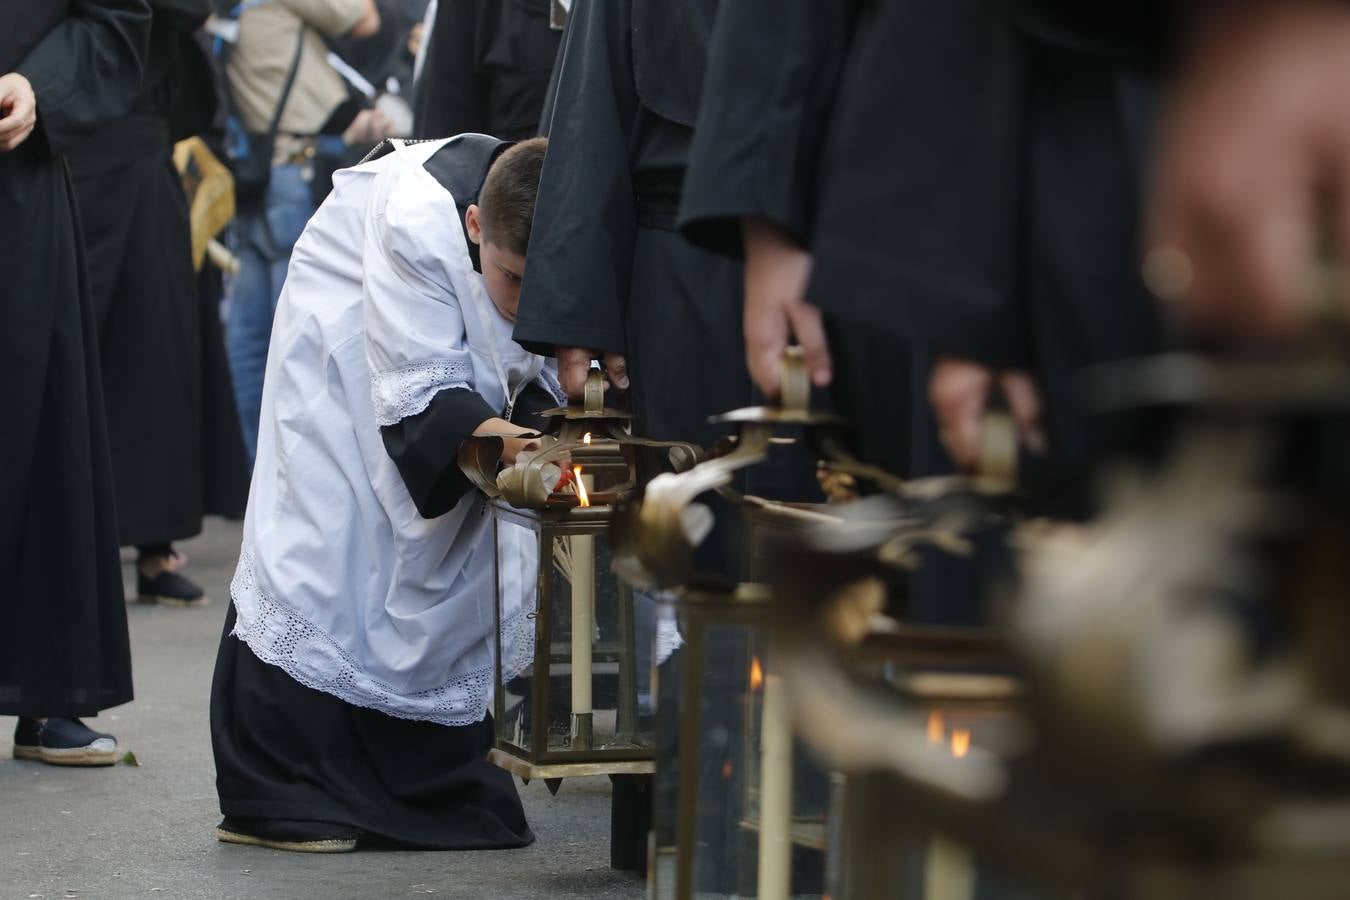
[14,744,118,767]
[216,827,358,854]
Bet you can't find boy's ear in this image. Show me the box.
[465,203,483,246]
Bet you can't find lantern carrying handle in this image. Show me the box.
[584,369,606,415]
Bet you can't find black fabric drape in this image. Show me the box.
[413,0,560,141]
[67,6,246,547]
[0,0,150,717]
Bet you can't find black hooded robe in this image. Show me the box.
[66,0,249,552]
[413,0,561,141]
[0,0,150,718]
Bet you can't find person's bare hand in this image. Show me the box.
[408,22,425,58]
[0,73,37,153]
[1147,0,1350,341]
[929,357,1044,472]
[557,346,629,400]
[742,218,830,398]
[342,108,395,145]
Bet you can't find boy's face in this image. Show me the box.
[465,204,525,323]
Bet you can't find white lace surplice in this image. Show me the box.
[230,139,543,725]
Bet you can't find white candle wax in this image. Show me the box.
[924,835,974,900]
[758,666,793,900]
[570,532,595,717]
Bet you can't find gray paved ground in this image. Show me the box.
[0,518,645,900]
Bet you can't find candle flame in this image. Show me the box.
[722,759,734,780]
[583,432,593,445]
[574,466,591,508]
[951,729,971,759]
[749,656,764,691]
[927,711,945,745]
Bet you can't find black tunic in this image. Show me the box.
[800,0,1175,511]
[0,0,150,718]
[512,0,749,451]
[67,4,248,548]
[678,0,989,625]
[211,134,548,847]
[413,0,561,141]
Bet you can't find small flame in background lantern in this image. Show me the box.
[722,759,734,780]
[749,656,764,692]
[574,465,591,507]
[927,711,945,745]
[950,729,971,759]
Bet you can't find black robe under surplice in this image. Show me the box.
[413,0,561,141]
[0,0,149,718]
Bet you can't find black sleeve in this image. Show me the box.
[381,386,497,519]
[17,0,152,157]
[512,0,636,358]
[510,377,562,431]
[677,0,860,258]
[413,0,489,138]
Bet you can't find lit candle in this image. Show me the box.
[757,656,792,900]
[570,467,596,749]
[924,713,974,900]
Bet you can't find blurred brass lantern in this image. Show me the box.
[647,585,835,900]
[458,370,701,783]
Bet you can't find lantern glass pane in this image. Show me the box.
[541,529,652,754]
[496,518,541,754]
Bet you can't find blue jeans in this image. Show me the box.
[226,164,314,464]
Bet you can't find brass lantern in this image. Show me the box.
[459,370,701,784]
[647,584,833,900]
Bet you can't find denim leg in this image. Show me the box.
[225,164,313,464]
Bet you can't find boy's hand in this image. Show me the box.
[743,218,831,398]
[929,357,1044,472]
[557,346,629,400]
[0,73,37,153]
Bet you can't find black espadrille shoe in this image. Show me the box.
[136,568,208,607]
[13,717,118,766]
[216,817,359,854]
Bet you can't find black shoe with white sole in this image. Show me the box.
[216,816,360,853]
[13,717,118,766]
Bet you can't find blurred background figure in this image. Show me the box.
[0,0,149,767]
[219,0,391,462]
[328,0,429,138]
[67,0,250,607]
[412,0,561,140]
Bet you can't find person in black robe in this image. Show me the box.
[809,1,1176,517]
[513,0,820,502]
[685,0,1176,522]
[512,1,826,887]
[678,0,999,626]
[68,0,249,608]
[412,0,561,141]
[0,0,150,765]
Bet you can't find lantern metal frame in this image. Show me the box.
[465,370,702,783]
[648,583,834,900]
[488,499,657,781]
